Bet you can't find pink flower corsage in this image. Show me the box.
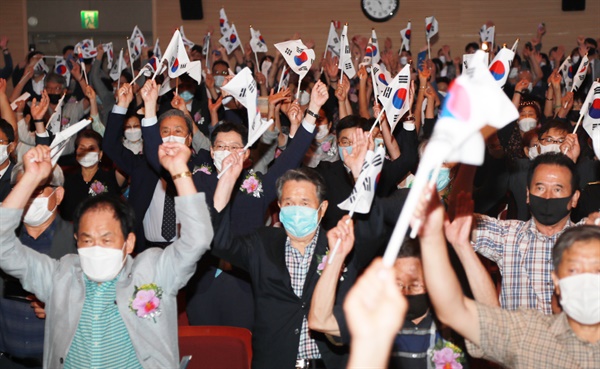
[431,340,464,369]
[239,170,263,198]
[88,180,107,196]
[316,250,347,281]
[321,141,331,153]
[193,164,212,175]
[193,112,202,123]
[129,283,163,323]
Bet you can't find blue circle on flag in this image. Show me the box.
[590,98,600,119]
[392,88,408,109]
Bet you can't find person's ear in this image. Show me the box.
[569,190,580,209]
[210,147,215,159]
[54,186,65,206]
[7,142,16,154]
[125,232,136,255]
[243,149,251,161]
[98,151,103,162]
[551,271,561,296]
[526,187,530,204]
[319,200,329,218]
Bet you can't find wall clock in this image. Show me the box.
[361,0,399,22]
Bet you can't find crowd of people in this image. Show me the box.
[0,18,598,369]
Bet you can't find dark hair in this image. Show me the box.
[584,37,597,49]
[212,60,229,71]
[552,225,600,270]
[276,168,327,203]
[336,115,371,139]
[26,51,43,64]
[538,119,571,139]
[191,45,203,54]
[465,42,479,52]
[521,128,539,148]
[75,129,103,151]
[62,45,74,55]
[519,100,541,120]
[121,70,133,83]
[527,153,579,195]
[0,119,15,143]
[73,194,136,238]
[158,109,194,136]
[210,122,248,146]
[436,77,450,86]
[398,237,421,259]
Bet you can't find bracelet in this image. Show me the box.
[172,171,192,181]
[554,105,562,109]
[514,91,522,95]
[546,97,553,101]
[306,109,319,119]
[420,86,427,89]
[33,119,44,123]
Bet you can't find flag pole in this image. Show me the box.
[327,197,361,264]
[572,112,584,134]
[409,162,443,239]
[368,108,386,135]
[370,63,378,104]
[117,49,123,92]
[296,77,303,100]
[152,60,167,80]
[427,38,431,60]
[277,66,286,93]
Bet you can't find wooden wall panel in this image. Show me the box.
[0,0,27,93]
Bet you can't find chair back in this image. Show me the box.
[178,325,252,369]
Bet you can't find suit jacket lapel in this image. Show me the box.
[302,228,328,298]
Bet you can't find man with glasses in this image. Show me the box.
[0,163,75,368]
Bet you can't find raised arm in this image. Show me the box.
[140,79,163,173]
[308,215,355,336]
[0,78,17,137]
[103,83,137,174]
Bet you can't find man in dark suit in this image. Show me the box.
[0,162,76,368]
[315,115,418,230]
[0,119,16,202]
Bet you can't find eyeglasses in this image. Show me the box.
[213,70,229,76]
[398,283,426,294]
[338,139,353,147]
[0,139,10,144]
[213,144,244,152]
[539,136,565,145]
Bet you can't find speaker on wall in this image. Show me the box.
[562,0,585,11]
[180,0,203,20]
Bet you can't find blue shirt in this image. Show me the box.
[0,220,56,359]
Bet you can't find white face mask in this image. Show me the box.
[78,243,127,283]
[77,152,99,167]
[298,90,310,106]
[213,150,231,172]
[539,143,561,154]
[315,125,329,140]
[526,82,533,93]
[558,273,600,325]
[571,55,580,64]
[518,117,537,132]
[0,144,8,164]
[527,146,540,160]
[23,189,57,227]
[162,135,187,144]
[124,128,142,142]
[438,56,446,64]
[214,75,226,88]
[509,67,519,79]
[400,56,408,65]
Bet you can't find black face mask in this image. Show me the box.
[405,293,430,320]
[567,110,580,123]
[48,93,62,105]
[529,194,572,226]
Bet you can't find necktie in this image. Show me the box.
[161,183,177,241]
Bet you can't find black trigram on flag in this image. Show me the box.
[382,87,392,99]
[296,47,304,53]
[239,88,246,98]
[345,62,353,70]
[345,45,350,54]
[347,188,359,204]
[333,37,339,44]
[285,48,293,56]
[371,154,383,167]
[299,66,308,71]
[361,177,372,192]
[398,75,409,84]
[248,81,256,93]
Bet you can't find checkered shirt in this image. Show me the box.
[285,228,322,360]
[472,214,581,315]
[466,302,600,369]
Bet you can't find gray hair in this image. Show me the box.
[11,162,65,187]
[276,168,327,203]
[552,225,600,271]
[45,73,67,90]
[158,109,194,136]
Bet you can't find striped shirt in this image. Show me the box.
[64,275,142,369]
[472,214,579,315]
[285,229,321,360]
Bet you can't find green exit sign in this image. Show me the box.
[80,10,99,30]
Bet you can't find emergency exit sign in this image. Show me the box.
[81,10,99,30]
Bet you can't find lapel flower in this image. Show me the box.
[88,180,108,196]
[431,339,464,369]
[316,250,348,281]
[129,283,163,323]
[321,141,331,153]
[193,163,212,175]
[61,117,70,126]
[193,112,202,123]
[239,170,263,198]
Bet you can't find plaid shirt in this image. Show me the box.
[472,214,580,315]
[466,302,600,369]
[285,228,321,360]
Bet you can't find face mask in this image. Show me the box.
[23,189,56,226]
[558,273,600,325]
[162,135,187,144]
[438,56,446,64]
[374,137,384,148]
[566,110,580,123]
[338,146,352,162]
[400,56,408,65]
[48,93,62,105]
[526,82,533,93]
[214,75,226,88]
[438,90,448,98]
[124,128,142,142]
[509,67,519,79]
[527,146,540,160]
[405,293,430,320]
[179,90,194,102]
[539,143,561,154]
[528,194,572,226]
[299,90,310,106]
[518,117,537,132]
[315,125,329,140]
[550,60,555,69]
[78,243,127,283]
[279,205,321,238]
[77,152,99,167]
[431,167,451,192]
[213,150,231,172]
[0,144,8,164]
[571,55,580,64]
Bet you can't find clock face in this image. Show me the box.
[361,0,399,22]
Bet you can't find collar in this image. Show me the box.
[0,162,10,179]
[549,312,577,340]
[527,217,574,238]
[20,216,58,240]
